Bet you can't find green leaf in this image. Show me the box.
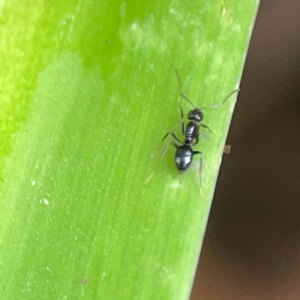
[0,1,258,299]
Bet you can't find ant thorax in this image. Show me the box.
[185,121,199,145]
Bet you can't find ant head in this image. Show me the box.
[188,108,204,123]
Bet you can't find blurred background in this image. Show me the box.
[191,0,300,299]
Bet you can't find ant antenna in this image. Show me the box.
[175,69,240,111]
[175,69,197,108]
[200,88,240,110]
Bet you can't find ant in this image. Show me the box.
[145,70,239,184]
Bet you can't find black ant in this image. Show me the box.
[145,70,239,183]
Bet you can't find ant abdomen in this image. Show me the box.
[175,144,195,173]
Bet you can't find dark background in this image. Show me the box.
[191,1,300,299]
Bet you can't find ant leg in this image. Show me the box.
[145,143,170,183]
[200,89,240,110]
[158,131,181,149]
[200,123,213,133]
[145,143,170,184]
[193,150,202,155]
[146,133,182,184]
[193,151,202,187]
[199,156,203,194]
